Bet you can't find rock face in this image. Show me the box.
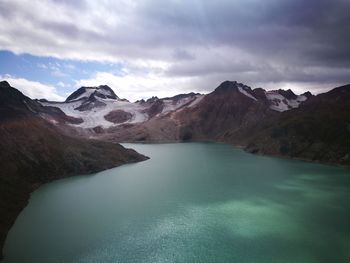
[0,81,148,259]
[145,99,164,119]
[104,110,133,124]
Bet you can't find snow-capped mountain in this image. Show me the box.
[207,81,313,112]
[39,82,314,130]
[2,79,350,167]
[40,86,204,129]
[265,89,312,112]
[66,85,120,102]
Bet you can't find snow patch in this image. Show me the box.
[162,96,192,114]
[188,95,204,107]
[266,91,307,112]
[97,88,113,97]
[238,86,257,101]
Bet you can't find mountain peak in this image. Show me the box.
[0,80,11,87]
[215,80,240,91]
[301,91,313,99]
[0,80,41,122]
[146,96,160,103]
[66,85,119,102]
[275,89,297,100]
[213,81,257,101]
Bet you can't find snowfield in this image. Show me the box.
[161,94,204,115]
[41,94,204,129]
[266,91,307,112]
[42,100,148,128]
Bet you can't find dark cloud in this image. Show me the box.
[0,0,349,94]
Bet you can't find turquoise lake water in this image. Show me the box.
[3,142,350,262]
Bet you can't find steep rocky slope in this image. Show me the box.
[175,81,277,141]
[241,84,350,166]
[0,81,148,259]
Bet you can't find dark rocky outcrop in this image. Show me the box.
[0,81,148,259]
[104,110,133,123]
[145,96,159,104]
[75,93,106,111]
[39,105,84,124]
[146,99,164,119]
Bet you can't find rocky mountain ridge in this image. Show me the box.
[39,80,348,167]
[40,82,312,131]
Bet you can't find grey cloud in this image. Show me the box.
[0,0,349,93]
[172,49,195,61]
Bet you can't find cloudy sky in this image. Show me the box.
[0,0,349,101]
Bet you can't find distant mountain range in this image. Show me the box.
[38,81,312,130]
[36,80,350,167]
[1,79,350,258]
[38,84,204,129]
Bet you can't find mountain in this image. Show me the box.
[242,84,350,165]
[0,81,148,259]
[174,81,350,166]
[37,81,318,144]
[41,88,204,129]
[65,85,120,102]
[89,81,349,167]
[8,79,349,167]
[175,81,275,140]
[40,81,312,134]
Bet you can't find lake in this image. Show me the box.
[3,142,350,262]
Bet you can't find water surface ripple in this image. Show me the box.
[3,143,350,262]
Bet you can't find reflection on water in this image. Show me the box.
[3,143,350,263]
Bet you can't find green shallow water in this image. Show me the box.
[3,142,350,263]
